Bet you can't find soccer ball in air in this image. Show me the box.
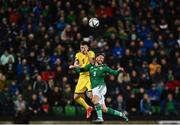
[89,18,100,28]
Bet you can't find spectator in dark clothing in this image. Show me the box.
[140,93,152,115]
[37,49,50,72]
[9,81,19,96]
[17,59,30,80]
[127,93,140,115]
[33,75,48,94]
[28,94,41,116]
[114,94,127,113]
[112,41,124,58]
[121,49,134,69]
[3,94,15,115]
[56,17,67,35]
[22,84,33,104]
[5,57,16,80]
[174,87,180,112]
[130,70,140,93]
[49,86,63,107]
[173,57,180,80]
[62,84,73,105]
[79,17,92,37]
[143,34,154,49]
[105,96,114,108]
[139,61,151,89]
[135,49,147,67]
[148,84,161,106]
[55,66,63,82]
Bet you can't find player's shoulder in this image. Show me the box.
[75,51,82,56]
[104,64,110,69]
[100,64,107,68]
[88,50,95,57]
[88,50,95,54]
[102,64,107,66]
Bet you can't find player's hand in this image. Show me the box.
[74,63,80,67]
[69,65,75,69]
[84,46,89,54]
[69,64,79,69]
[117,67,125,72]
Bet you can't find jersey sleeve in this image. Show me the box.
[89,51,95,58]
[74,64,91,73]
[74,67,81,74]
[80,64,91,72]
[75,53,79,62]
[105,65,120,75]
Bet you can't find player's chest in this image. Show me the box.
[79,56,89,64]
[90,66,105,77]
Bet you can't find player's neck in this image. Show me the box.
[95,62,102,66]
[95,62,99,66]
[81,52,88,55]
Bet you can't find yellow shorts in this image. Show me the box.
[75,75,92,94]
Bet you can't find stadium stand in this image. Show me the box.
[0,0,179,123]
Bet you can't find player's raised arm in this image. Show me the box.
[86,53,94,64]
[85,49,95,65]
[74,52,79,66]
[68,53,79,69]
[117,66,125,72]
[69,64,79,69]
[105,65,124,75]
[69,64,91,73]
[80,64,91,72]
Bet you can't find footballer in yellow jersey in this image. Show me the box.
[75,50,95,92]
[73,41,95,119]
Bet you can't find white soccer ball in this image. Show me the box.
[89,18,100,28]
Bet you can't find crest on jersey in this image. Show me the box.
[100,67,103,70]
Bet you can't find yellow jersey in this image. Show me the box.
[75,50,95,76]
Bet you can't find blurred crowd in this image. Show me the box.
[0,0,179,120]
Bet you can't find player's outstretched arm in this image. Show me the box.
[73,59,79,66]
[84,48,95,65]
[69,64,91,73]
[69,64,81,74]
[86,52,95,65]
[81,64,91,71]
[105,65,125,75]
[117,67,125,72]
[69,65,78,69]
[69,61,80,69]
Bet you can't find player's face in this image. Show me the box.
[80,45,89,54]
[96,55,104,64]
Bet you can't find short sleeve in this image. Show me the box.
[75,64,91,72]
[105,65,120,75]
[89,51,95,58]
[75,53,79,61]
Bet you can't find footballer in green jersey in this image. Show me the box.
[69,53,128,123]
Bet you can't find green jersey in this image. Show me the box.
[75,64,120,89]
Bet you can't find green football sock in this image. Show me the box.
[95,104,103,120]
[106,107,123,117]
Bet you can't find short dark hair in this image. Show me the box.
[80,41,90,47]
[96,52,105,57]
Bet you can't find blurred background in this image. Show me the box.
[0,0,179,124]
